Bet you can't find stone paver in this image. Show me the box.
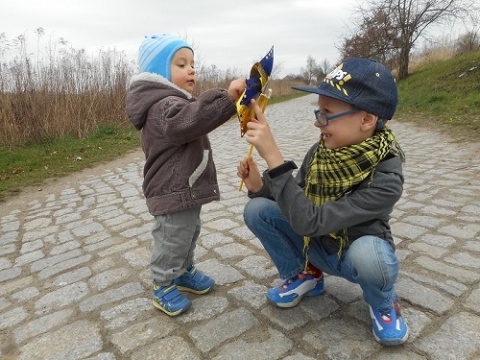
[1,94,480,359]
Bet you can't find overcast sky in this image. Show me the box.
[0,0,366,77]
[0,0,462,78]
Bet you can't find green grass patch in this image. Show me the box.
[0,125,140,201]
[396,50,480,138]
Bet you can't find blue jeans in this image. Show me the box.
[244,197,399,309]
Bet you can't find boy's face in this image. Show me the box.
[170,48,195,94]
[315,95,376,149]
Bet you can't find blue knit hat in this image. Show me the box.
[293,58,398,120]
[138,34,193,80]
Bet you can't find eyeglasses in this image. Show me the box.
[313,108,360,126]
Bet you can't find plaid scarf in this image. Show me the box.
[303,127,403,260]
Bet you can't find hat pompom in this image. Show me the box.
[138,34,193,80]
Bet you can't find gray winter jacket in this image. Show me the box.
[249,142,404,253]
[127,73,237,215]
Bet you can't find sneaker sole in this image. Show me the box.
[372,329,409,346]
[176,284,213,295]
[152,299,191,316]
[267,297,301,308]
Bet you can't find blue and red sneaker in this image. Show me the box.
[267,272,324,308]
[369,301,409,346]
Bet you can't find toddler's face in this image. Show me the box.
[315,95,372,149]
[170,48,195,93]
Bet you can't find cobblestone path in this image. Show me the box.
[1,94,479,359]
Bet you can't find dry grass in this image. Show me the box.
[0,34,303,147]
[408,48,456,72]
[0,35,132,146]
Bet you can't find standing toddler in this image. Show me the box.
[128,34,245,316]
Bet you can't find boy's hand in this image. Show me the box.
[246,99,284,169]
[228,78,247,101]
[237,156,263,192]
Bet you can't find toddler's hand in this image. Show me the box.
[228,78,246,102]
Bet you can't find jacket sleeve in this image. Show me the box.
[262,154,404,237]
[247,144,316,200]
[158,89,237,145]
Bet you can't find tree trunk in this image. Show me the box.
[398,46,410,79]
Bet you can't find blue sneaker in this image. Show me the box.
[267,272,324,308]
[173,265,215,295]
[152,284,191,316]
[369,301,409,346]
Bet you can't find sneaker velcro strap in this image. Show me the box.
[162,286,182,301]
[188,268,204,282]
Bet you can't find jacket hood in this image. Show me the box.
[127,72,193,130]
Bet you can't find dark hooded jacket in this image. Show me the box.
[127,72,236,215]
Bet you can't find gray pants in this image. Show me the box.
[151,206,201,286]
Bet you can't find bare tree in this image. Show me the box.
[270,61,283,80]
[318,59,332,78]
[302,55,319,84]
[354,0,479,79]
[455,14,480,54]
[455,31,480,54]
[340,8,399,64]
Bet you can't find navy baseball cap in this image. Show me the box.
[292,58,398,120]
